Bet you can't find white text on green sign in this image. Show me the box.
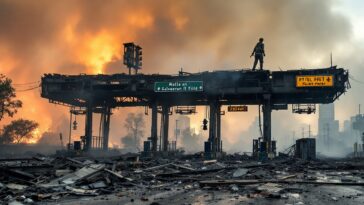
[154,81,203,92]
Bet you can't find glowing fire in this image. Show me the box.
[83,32,118,74]
[61,14,120,75]
[65,30,119,75]
[0,4,181,147]
[15,128,41,144]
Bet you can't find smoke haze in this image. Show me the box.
[0,0,362,154]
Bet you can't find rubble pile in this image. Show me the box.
[1,155,364,204]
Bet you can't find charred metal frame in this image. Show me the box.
[41,67,349,158]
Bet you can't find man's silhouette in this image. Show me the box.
[251,38,265,70]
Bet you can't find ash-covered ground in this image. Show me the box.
[1,152,364,205]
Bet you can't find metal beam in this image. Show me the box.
[263,95,272,154]
[42,68,348,109]
[208,102,217,156]
[161,105,170,152]
[102,107,111,151]
[84,102,93,151]
[151,103,158,152]
[216,104,222,152]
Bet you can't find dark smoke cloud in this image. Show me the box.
[0,0,351,74]
[0,0,357,154]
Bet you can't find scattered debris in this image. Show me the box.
[229,184,239,192]
[1,155,364,204]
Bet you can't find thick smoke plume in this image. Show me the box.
[0,0,360,155]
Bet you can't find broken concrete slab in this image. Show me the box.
[55,169,72,177]
[233,168,248,178]
[40,164,105,187]
[65,186,98,196]
[88,181,107,189]
[6,183,28,190]
[256,183,283,193]
[8,201,24,205]
[104,168,133,182]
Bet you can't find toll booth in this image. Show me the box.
[142,140,152,157]
[252,138,276,160]
[295,138,316,160]
[204,141,212,159]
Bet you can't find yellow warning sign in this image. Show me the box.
[296,75,334,87]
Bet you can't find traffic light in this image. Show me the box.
[123,42,142,74]
[73,120,78,130]
[203,119,208,130]
[123,42,135,69]
[135,45,142,69]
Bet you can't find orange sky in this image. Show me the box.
[0,0,363,151]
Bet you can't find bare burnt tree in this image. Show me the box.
[121,113,145,151]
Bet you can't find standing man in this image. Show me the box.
[251,38,265,71]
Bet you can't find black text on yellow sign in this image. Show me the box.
[296,75,334,87]
[228,105,248,112]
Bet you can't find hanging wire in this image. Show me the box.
[12,81,40,86]
[15,85,41,92]
[349,74,364,84]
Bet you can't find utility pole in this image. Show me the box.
[60,133,64,149]
[328,124,330,150]
[68,110,72,150]
[175,119,179,149]
[359,104,361,115]
[308,125,311,138]
[293,131,295,144]
[302,127,305,138]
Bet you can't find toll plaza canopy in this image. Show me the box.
[40,66,349,156]
[41,67,349,108]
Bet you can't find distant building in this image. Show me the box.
[318,103,339,147]
[351,114,364,142]
[176,115,191,135]
[344,119,351,132]
[343,116,357,145]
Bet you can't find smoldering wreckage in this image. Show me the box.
[1,152,364,204]
[1,44,364,204]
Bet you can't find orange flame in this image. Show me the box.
[83,32,118,74]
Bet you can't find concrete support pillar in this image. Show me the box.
[206,101,223,158]
[151,103,158,152]
[208,103,217,152]
[263,95,272,153]
[102,107,111,151]
[162,105,170,152]
[84,103,93,151]
[216,104,222,152]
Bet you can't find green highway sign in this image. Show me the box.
[154,81,203,92]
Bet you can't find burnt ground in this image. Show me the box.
[1,154,364,205]
[47,185,364,205]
